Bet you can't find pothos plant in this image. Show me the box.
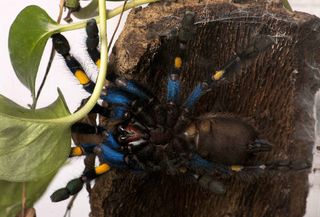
[0,0,158,216]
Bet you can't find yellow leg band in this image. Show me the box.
[75,70,90,85]
[231,165,243,172]
[95,59,101,68]
[95,163,111,175]
[174,57,182,69]
[212,70,225,81]
[70,147,84,157]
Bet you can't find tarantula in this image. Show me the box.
[50,11,309,202]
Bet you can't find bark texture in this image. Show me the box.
[89,0,320,216]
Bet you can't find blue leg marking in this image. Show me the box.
[104,132,120,149]
[183,83,207,110]
[116,79,151,102]
[100,144,126,168]
[110,106,127,120]
[190,154,230,174]
[79,143,97,154]
[101,88,133,106]
[167,77,180,103]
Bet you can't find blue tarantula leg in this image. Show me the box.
[210,34,276,82]
[100,89,154,123]
[100,147,126,167]
[86,19,100,67]
[85,19,117,82]
[87,18,159,125]
[166,44,183,104]
[182,82,210,110]
[54,135,124,202]
[109,105,130,120]
[114,78,153,102]
[104,132,121,149]
[248,139,273,153]
[52,31,151,122]
[82,163,111,181]
[167,11,195,104]
[189,154,232,175]
[69,143,96,157]
[70,131,122,155]
[97,143,127,168]
[229,159,311,173]
[167,72,181,104]
[101,88,136,106]
[89,103,111,117]
[87,19,150,99]
[51,33,95,93]
[70,133,125,166]
[182,35,275,111]
[51,163,111,202]
[100,132,145,169]
[167,53,183,104]
[86,19,153,102]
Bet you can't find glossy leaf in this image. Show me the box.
[0,90,71,182]
[9,5,59,96]
[0,172,55,217]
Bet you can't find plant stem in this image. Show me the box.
[108,0,128,51]
[59,0,108,124]
[31,0,65,109]
[31,48,55,109]
[57,0,159,33]
[21,182,26,216]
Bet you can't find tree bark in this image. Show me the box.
[89,0,320,216]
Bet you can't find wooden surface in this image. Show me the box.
[89,1,320,216]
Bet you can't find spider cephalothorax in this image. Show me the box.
[50,11,310,203]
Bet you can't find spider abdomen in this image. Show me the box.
[184,114,257,165]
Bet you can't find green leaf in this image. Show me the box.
[0,172,56,217]
[0,90,71,182]
[282,0,293,12]
[72,0,99,19]
[9,5,60,97]
[65,0,80,9]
